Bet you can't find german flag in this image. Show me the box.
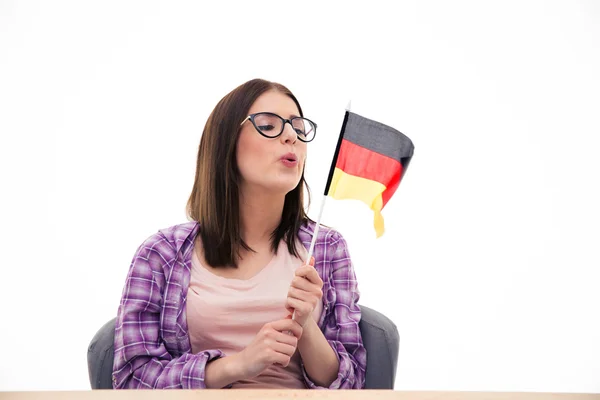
[324,111,414,237]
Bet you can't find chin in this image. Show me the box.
[268,178,302,195]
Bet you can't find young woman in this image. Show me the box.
[112,79,366,389]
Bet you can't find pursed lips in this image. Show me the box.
[280,152,298,162]
[279,152,299,167]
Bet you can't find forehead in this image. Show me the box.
[248,90,300,118]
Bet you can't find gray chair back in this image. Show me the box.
[87,305,399,389]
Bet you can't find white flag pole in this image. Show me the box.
[304,100,351,264]
[304,196,324,264]
[292,100,351,323]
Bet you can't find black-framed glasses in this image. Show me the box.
[240,112,317,142]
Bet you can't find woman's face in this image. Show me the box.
[236,90,307,195]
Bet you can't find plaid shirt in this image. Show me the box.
[112,220,366,389]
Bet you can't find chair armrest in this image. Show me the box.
[87,317,117,389]
[359,305,400,389]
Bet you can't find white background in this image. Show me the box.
[1,0,599,393]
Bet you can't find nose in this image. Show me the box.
[280,121,297,144]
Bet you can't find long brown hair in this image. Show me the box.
[186,78,312,268]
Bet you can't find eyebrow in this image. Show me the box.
[254,111,301,119]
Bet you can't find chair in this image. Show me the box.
[87,305,399,389]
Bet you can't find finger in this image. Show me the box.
[291,276,323,293]
[286,297,312,317]
[272,330,298,347]
[288,286,320,304]
[271,339,297,357]
[272,352,292,368]
[270,318,303,338]
[295,266,323,286]
[309,256,315,267]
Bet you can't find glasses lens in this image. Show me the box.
[292,118,316,142]
[252,113,283,137]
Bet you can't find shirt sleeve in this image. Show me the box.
[112,233,226,389]
[303,230,367,389]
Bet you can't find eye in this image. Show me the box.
[258,124,275,132]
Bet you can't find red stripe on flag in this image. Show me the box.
[335,139,403,208]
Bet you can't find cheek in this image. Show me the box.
[237,132,267,172]
[299,145,308,164]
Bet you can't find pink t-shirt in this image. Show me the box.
[186,239,322,389]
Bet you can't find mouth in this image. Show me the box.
[280,152,299,167]
[281,153,298,162]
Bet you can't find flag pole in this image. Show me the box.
[292,101,351,325]
[304,101,352,264]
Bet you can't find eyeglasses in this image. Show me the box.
[240,112,317,142]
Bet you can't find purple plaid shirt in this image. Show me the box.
[112,220,366,389]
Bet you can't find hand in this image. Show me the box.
[233,317,303,380]
[286,257,324,328]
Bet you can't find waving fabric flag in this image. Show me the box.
[324,111,414,237]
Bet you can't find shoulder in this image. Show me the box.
[157,220,199,250]
[299,219,346,245]
[134,221,200,264]
[298,219,350,263]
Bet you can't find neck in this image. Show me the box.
[238,185,285,249]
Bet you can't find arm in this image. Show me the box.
[302,231,367,389]
[204,355,245,389]
[289,257,340,386]
[112,234,232,389]
[297,317,339,387]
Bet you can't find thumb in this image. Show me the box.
[309,256,315,267]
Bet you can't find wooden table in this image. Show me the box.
[1,391,598,400]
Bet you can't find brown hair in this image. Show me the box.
[186,78,312,268]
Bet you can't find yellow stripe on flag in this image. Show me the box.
[329,167,386,237]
